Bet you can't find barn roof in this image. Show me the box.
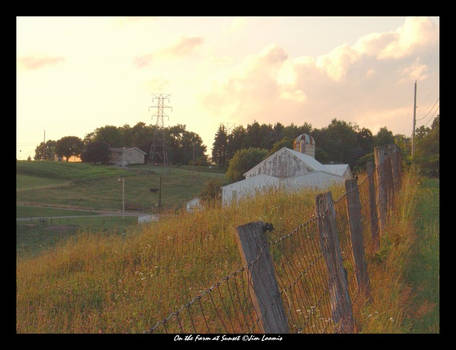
[243,147,348,178]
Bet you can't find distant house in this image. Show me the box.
[221,134,352,206]
[109,147,147,167]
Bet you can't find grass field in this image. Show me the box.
[16,160,438,333]
[16,174,69,190]
[17,161,226,211]
[17,215,138,259]
[17,206,98,218]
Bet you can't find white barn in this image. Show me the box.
[221,134,352,206]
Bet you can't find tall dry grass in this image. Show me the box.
[17,170,419,333]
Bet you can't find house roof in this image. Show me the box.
[109,147,147,155]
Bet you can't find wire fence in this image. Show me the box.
[145,144,401,334]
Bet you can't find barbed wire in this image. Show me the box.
[145,152,398,334]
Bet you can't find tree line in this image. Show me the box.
[33,116,439,179]
[213,117,439,182]
[34,122,208,165]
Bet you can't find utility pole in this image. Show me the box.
[118,177,125,218]
[411,80,417,159]
[158,175,162,214]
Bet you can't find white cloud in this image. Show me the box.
[200,17,438,135]
[398,58,429,83]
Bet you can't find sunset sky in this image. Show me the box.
[16,16,439,160]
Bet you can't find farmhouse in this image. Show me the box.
[221,134,352,206]
[109,147,147,167]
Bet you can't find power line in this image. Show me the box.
[416,98,439,121]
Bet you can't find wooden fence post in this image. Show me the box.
[366,161,380,251]
[387,144,400,195]
[374,146,388,237]
[384,150,394,214]
[345,179,370,296]
[315,192,355,333]
[235,221,289,333]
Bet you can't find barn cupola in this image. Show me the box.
[293,133,315,158]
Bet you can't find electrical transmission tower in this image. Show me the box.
[148,94,172,166]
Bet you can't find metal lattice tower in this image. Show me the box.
[148,94,172,166]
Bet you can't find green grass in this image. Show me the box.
[17,162,226,211]
[17,206,97,218]
[17,160,132,182]
[17,216,138,259]
[17,174,69,190]
[403,177,439,333]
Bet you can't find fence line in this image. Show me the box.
[145,144,402,334]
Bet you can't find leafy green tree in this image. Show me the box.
[212,124,228,167]
[81,141,111,164]
[55,136,84,162]
[313,119,361,168]
[374,127,395,147]
[34,140,57,160]
[415,116,439,177]
[226,147,268,183]
[92,125,124,147]
[268,136,294,156]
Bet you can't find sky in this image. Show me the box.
[16,16,439,160]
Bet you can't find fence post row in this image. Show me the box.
[366,161,380,251]
[345,179,370,297]
[315,192,355,333]
[387,144,401,196]
[374,146,388,237]
[235,221,289,333]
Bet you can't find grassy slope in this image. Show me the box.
[403,177,439,333]
[17,166,436,333]
[17,206,97,218]
[17,216,137,259]
[17,162,225,211]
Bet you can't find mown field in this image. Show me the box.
[17,161,225,211]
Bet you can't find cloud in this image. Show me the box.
[199,17,438,135]
[134,36,204,68]
[353,17,437,60]
[398,58,429,83]
[18,56,65,70]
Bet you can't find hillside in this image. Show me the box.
[17,161,225,211]
[16,166,439,333]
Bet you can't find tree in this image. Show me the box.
[415,116,439,177]
[55,136,84,162]
[212,124,228,167]
[268,136,294,156]
[92,125,124,147]
[374,127,395,147]
[199,178,225,204]
[226,147,268,183]
[81,141,111,164]
[34,140,57,160]
[313,119,360,168]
